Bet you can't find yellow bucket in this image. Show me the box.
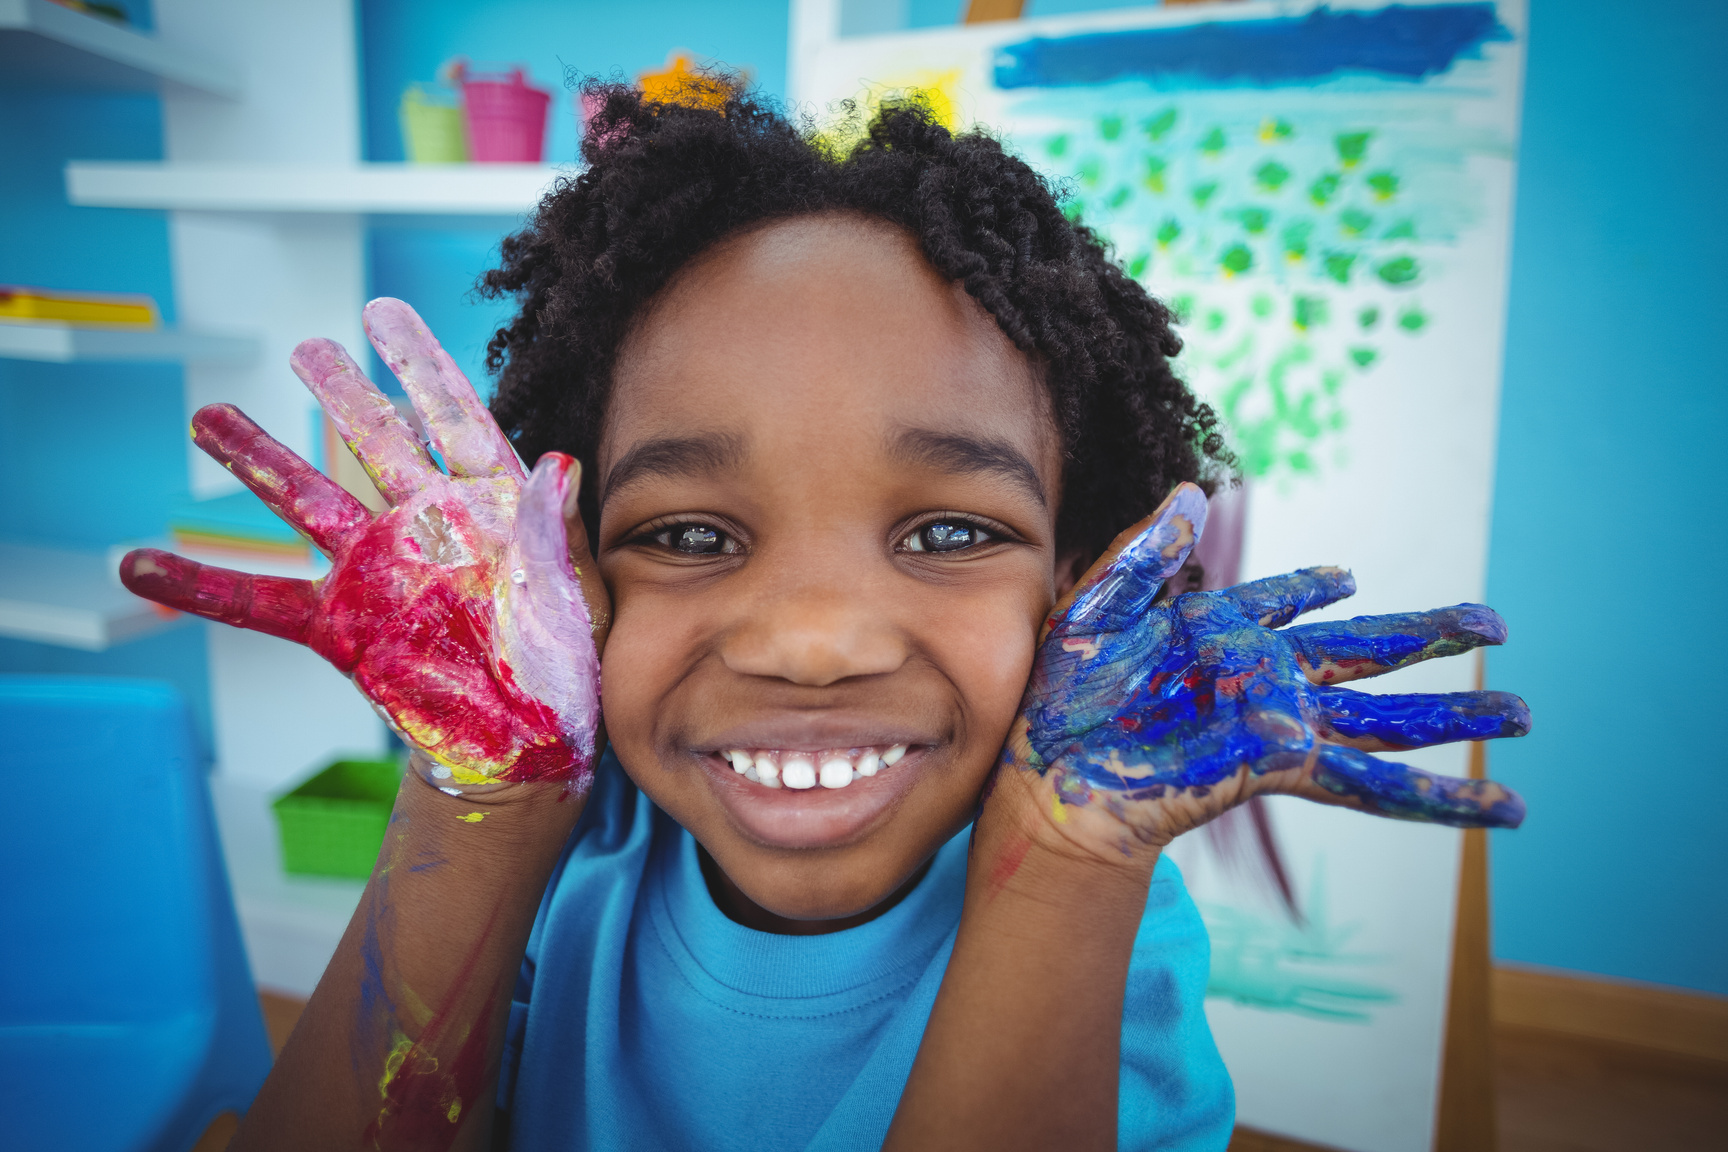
[400,84,468,163]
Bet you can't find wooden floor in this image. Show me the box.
[247,994,1727,1152]
[1230,1025,1728,1152]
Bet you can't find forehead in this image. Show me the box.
[601,213,1052,472]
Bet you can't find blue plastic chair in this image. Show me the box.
[0,676,272,1151]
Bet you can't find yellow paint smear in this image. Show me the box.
[458,812,485,823]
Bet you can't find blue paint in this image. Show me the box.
[1022,505,1527,832]
[993,4,1511,91]
[1285,604,1507,681]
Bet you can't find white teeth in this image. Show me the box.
[723,745,912,788]
[781,755,817,790]
[819,757,853,789]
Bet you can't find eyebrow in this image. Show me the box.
[601,432,747,503]
[888,427,1048,509]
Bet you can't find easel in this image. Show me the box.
[955,3,1500,1146]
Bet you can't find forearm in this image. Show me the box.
[885,763,1156,1152]
[234,773,585,1152]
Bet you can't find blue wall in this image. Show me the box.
[0,88,212,754]
[1486,0,1727,996]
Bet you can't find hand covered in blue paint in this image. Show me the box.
[1005,483,1529,861]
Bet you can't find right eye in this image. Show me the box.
[649,522,738,555]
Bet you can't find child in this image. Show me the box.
[122,85,1528,1152]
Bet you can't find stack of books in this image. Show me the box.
[0,286,159,328]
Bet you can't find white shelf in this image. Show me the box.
[0,0,239,97]
[210,775,364,998]
[66,161,572,215]
[0,321,259,364]
[0,539,190,650]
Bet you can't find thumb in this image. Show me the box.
[1046,482,1207,640]
[558,458,611,656]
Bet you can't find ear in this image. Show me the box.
[1053,549,1089,598]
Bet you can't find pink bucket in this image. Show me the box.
[460,67,550,163]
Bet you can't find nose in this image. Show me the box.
[720,576,910,687]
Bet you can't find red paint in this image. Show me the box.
[987,832,1034,899]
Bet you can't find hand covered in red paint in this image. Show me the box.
[121,299,604,790]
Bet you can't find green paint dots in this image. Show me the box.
[1281,220,1312,260]
[1107,185,1132,209]
[1220,244,1253,276]
[1143,107,1178,141]
[1157,218,1182,246]
[1169,293,1195,323]
[1358,306,1381,329]
[1323,251,1356,284]
[1335,131,1372,167]
[1322,369,1345,396]
[1143,155,1168,193]
[1383,218,1416,240]
[1339,208,1374,236]
[1128,252,1150,278]
[1233,206,1272,234]
[1377,256,1420,286]
[1293,295,1328,330]
[1100,115,1123,141]
[1349,347,1379,368]
[1077,158,1103,188]
[1367,170,1400,200]
[1061,200,1085,223]
[1251,294,1274,318]
[1398,307,1429,332]
[1191,181,1219,208]
[1199,126,1227,155]
[1309,173,1341,206]
[1259,118,1294,142]
[1205,309,1226,331]
[1046,134,1069,158]
[1255,161,1291,192]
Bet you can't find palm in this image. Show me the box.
[122,300,601,788]
[1017,486,1527,855]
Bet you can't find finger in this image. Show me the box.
[1222,567,1356,627]
[363,298,526,482]
[497,454,601,771]
[119,548,316,645]
[1285,604,1506,684]
[1053,483,1207,635]
[1317,687,1531,751]
[1282,742,1525,828]
[290,336,436,504]
[190,404,371,557]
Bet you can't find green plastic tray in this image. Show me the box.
[271,757,403,879]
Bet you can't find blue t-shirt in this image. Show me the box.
[499,752,1234,1150]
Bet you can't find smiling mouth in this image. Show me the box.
[715,744,910,790]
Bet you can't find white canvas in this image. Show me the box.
[791,3,1526,1148]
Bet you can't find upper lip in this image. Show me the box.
[690,714,939,755]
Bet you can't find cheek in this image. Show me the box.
[928,584,1045,744]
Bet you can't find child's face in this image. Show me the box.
[595,214,1063,923]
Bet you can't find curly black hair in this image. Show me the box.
[481,80,1232,566]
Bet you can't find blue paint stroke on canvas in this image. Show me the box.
[994,3,1512,91]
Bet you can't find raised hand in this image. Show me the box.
[120,299,603,790]
[1007,484,1528,859]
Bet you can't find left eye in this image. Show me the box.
[652,523,737,554]
[904,520,991,553]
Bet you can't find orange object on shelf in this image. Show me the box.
[0,286,160,329]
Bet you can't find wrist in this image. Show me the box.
[398,760,588,853]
